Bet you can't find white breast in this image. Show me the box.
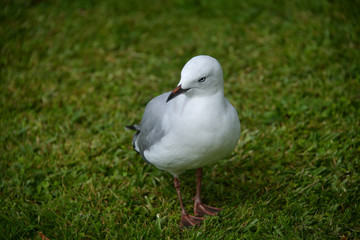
[144,94,240,176]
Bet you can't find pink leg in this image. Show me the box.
[193,168,222,216]
[174,177,204,228]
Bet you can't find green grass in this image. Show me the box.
[1,0,359,239]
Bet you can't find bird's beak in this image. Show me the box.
[166,85,190,102]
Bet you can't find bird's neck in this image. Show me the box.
[183,90,226,112]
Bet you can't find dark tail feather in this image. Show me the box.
[125,124,140,131]
[125,124,140,153]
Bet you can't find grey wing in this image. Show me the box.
[135,92,170,162]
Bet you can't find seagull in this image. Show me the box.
[127,55,241,227]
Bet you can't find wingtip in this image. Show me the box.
[125,124,140,131]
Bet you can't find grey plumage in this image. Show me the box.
[127,92,170,163]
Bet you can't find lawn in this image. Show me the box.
[1,0,359,239]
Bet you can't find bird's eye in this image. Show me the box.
[198,77,206,82]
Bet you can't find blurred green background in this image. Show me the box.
[1,0,359,239]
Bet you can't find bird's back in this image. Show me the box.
[133,92,170,161]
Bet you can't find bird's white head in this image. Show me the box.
[167,55,224,102]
